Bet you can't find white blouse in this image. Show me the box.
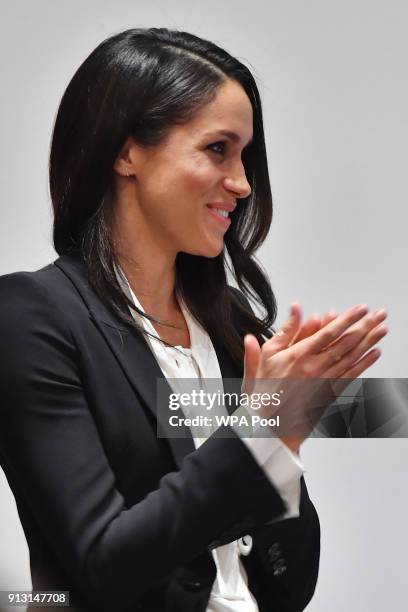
[116,269,305,612]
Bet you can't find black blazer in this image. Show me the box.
[0,254,320,612]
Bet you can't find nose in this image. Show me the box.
[223,161,252,200]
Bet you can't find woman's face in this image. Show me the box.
[116,79,253,258]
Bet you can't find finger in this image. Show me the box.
[318,309,387,375]
[321,310,337,327]
[323,322,388,378]
[310,313,386,376]
[324,309,387,360]
[265,303,302,353]
[290,314,321,344]
[293,310,338,345]
[242,334,262,394]
[294,303,369,357]
[257,303,303,362]
[339,347,382,379]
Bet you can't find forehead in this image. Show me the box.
[178,80,254,143]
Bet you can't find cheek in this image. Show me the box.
[142,156,219,221]
[181,163,219,197]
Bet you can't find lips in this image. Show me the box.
[206,202,236,212]
[206,205,232,226]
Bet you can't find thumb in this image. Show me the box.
[242,334,262,395]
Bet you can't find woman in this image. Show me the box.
[0,28,387,611]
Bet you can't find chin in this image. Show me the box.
[183,241,224,258]
[200,239,225,258]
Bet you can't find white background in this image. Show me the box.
[0,1,407,610]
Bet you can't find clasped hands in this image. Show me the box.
[241,303,388,452]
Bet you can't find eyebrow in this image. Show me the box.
[204,129,253,147]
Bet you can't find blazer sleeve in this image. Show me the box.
[231,286,321,611]
[241,477,320,612]
[0,273,288,611]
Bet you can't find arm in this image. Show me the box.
[231,286,320,610]
[230,285,304,519]
[0,273,288,611]
[242,477,320,612]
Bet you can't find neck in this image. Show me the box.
[112,192,178,315]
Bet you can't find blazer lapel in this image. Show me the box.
[54,254,243,469]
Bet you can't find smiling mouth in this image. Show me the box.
[206,205,231,226]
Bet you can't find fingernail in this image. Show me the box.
[290,302,299,316]
[374,308,387,318]
[355,303,368,314]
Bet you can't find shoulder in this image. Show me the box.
[0,261,82,334]
[0,263,53,300]
[0,265,52,317]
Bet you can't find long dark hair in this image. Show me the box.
[49,27,276,369]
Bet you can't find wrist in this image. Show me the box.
[280,436,301,454]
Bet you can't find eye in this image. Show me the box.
[207,141,226,155]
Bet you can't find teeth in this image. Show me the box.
[213,208,229,218]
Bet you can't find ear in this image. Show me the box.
[113,136,142,178]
